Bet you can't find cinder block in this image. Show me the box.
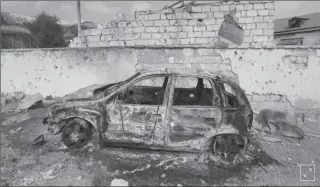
[244,4,253,10]
[203,19,216,25]
[236,5,245,10]
[202,31,215,37]
[175,12,183,19]
[169,33,178,38]
[165,26,179,32]
[188,20,198,26]
[220,5,230,11]
[264,3,275,9]
[268,22,274,28]
[182,26,193,32]
[174,20,188,26]
[142,21,154,27]
[243,36,253,42]
[127,21,138,27]
[195,38,209,44]
[192,13,208,19]
[178,32,188,38]
[263,16,273,22]
[254,4,264,9]
[201,5,211,12]
[256,23,268,29]
[194,26,206,32]
[214,12,224,18]
[149,14,160,20]
[211,5,219,11]
[207,24,220,31]
[182,12,192,19]
[102,29,111,35]
[247,10,257,17]
[253,16,263,22]
[258,10,269,16]
[135,14,148,20]
[251,29,263,35]
[166,14,175,19]
[154,20,170,26]
[191,6,202,13]
[188,32,202,38]
[146,27,159,33]
[133,27,145,33]
[246,23,256,29]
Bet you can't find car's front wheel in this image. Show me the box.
[62,118,93,149]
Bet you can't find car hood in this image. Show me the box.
[61,82,121,102]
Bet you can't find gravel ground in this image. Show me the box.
[1,102,319,186]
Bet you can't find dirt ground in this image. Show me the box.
[1,102,319,186]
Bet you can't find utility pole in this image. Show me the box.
[77,0,81,37]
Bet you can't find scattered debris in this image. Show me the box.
[110,178,129,186]
[16,127,23,132]
[77,176,82,180]
[32,134,45,146]
[21,177,34,185]
[177,184,183,187]
[255,109,305,139]
[45,95,53,100]
[9,129,15,134]
[40,168,57,180]
[200,179,207,185]
[16,93,43,111]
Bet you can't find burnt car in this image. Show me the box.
[43,68,253,162]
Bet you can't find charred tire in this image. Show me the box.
[211,134,245,163]
[62,118,93,149]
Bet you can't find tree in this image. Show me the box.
[26,12,68,48]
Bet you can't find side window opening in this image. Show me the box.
[221,82,239,108]
[173,77,215,106]
[117,76,167,105]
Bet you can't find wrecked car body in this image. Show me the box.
[43,69,253,163]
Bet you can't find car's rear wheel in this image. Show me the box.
[62,118,93,149]
[211,134,245,163]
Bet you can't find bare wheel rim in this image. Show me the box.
[62,120,92,149]
[212,134,245,163]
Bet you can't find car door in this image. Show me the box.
[104,74,170,147]
[216,80,247,136]
[166,75,223,151]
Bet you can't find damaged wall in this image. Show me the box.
[69,1,275,48]
[1,47,320,112]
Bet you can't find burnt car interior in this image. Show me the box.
[173,77,216,106]
[118,75,169,105]
[219,82,239,108]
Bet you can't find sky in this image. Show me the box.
[1,1,320,24]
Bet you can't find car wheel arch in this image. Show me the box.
[200,132,247,153]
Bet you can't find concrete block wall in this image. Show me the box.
[70,1,275,48]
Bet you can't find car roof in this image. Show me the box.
[137,67,240,86]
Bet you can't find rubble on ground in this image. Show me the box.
[110,178,129,186]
